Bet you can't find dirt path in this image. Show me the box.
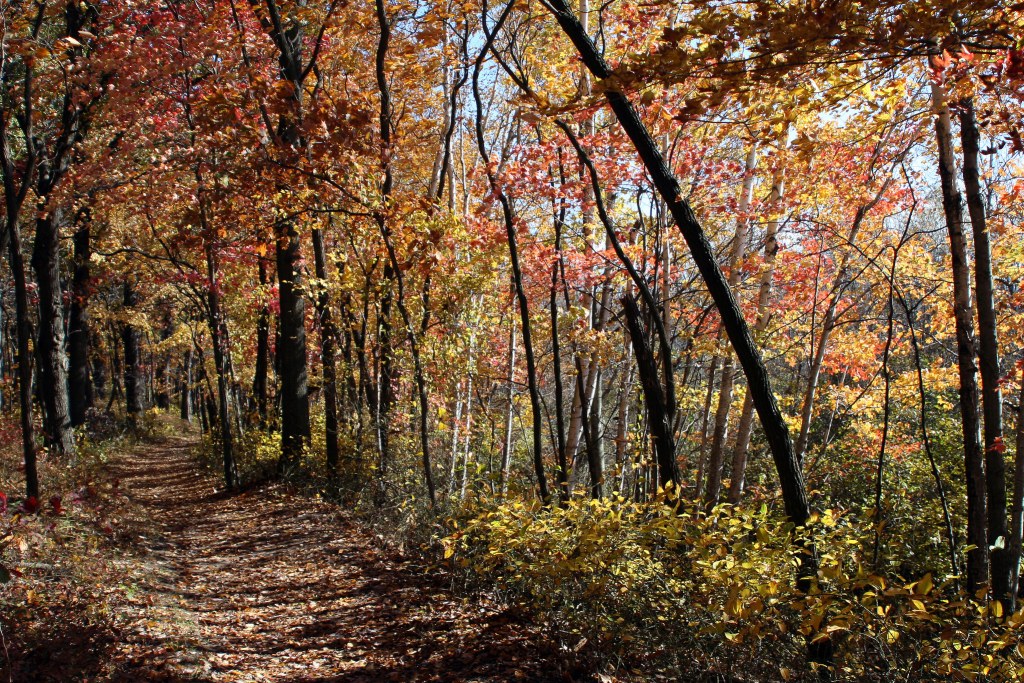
[99,435,572,682]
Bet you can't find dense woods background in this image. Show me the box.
[1,0,1024,679]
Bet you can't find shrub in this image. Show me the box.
[441,493,1024,681]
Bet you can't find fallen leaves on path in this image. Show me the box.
[80,435,575,682]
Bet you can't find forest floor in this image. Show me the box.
[1,431,593,682]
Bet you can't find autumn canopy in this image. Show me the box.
[1,0,1024,678]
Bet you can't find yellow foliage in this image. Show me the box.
[441,496,1024,680]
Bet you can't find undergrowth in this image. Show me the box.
[439,492,1024,682]
[0,409,176,681]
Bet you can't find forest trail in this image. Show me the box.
[94,434,567,682]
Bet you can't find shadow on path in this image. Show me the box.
[104,435,574,682]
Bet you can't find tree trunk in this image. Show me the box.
[312,227,340,475]
[253,255,271,425]
[68,222,93,427]
[960,97,1009,603]
[472,13,549,502]
[622,294,678,489]
[374,0,436,505]
[276,219,311,473]
[705,144,757,507]
[205,244,238,490]
[931,77,988,592]
[1009,365,1024,612]
[550,210,569,503]
[6,219,38,500]
[729,168,784,503]
[545,0,810,533]
[155,309,172,411]
[122,278,145,418]
[545,5,823,665]
[31,208,75,456]
[180,348,193,422]
[696,355,719,498]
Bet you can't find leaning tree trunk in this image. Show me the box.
[543,0,809,531]
[931,78,988,593]
[31,207,75,456]
[542,2,824,666]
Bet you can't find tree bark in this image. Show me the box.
[204,242,238,490]
[253,256,271,425]
[180,348,193,422]
[276,219,311,472]
[312,227,340,475]
[6,220,38,500]
[31,207,75,456]
[122,278,145,418]
[931,78,987,592]
[960,97,1009,603]
[705,144,757,507]
[622,294,678,489]
[543,0,810,533]
[68,221,93,427]
[729,168,784,503]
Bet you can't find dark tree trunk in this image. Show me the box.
[248,0,313,471]
[622,295,678,489]
[253,255,271,425]
[122,278,145,418]
[543,3,825,667]
[68,221,93,426]
[276,219,311,473]
[961,97,1009,603]
[7,220,38,500]
[198,383,210,434]
[205,243,238,490]
[92,348,107,403]
[180,348,193,422]
[544,0,809,531]
[550,208,569,503]
[472,12,549,503]
[312,227,340,475]
[377,267,395,474]
[155,309,173,411]
[932,79,988,592]
[31,207,75,456]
